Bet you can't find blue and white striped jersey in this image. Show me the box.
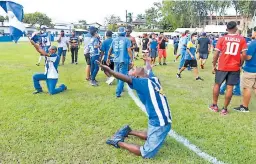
[44,54,60,79]
[129,71,172,126]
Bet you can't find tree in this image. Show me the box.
[219,1,231,24]
[107,24,118,32]
[232,0,240,22]
[78,20,87,30]
[104,15,121,25]
[136,14,144,20]
[0,15,5,26]
[145,7,159,29]
[23,12,52,28]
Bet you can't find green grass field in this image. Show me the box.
[0,42,255,164]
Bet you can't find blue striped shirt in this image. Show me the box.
[129,71,172,126]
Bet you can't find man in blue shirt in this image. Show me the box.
[100,30,114,85]
[28,37,67,95]
[178,30,190,70]
[177,33,203,81]
[36,27,51,66]
[97,58,172,158]
[148,33,158,66]
[88,27,100,86]
[107,27,133,97]
[173,35,179,56]
[234,38,256,112]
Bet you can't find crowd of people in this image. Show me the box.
[26,21,256,158]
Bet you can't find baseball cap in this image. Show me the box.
[106,30,113,37]
[118,27,126,36]
[202,32,206,36]
[50,46,57,51]
[227,21,237,30]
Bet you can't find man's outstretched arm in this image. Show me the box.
[28,36,48,56]
[96,60,132,84]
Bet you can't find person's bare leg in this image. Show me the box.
[213,83,220,105]
[163,57,166,63]
[242,88,252,108]
[86,65,91,80]
[129,131,147,140]
[159,57,162,64]
[176,54,180,60]
[178,67,186,74]
[62,56,65,65]
[118,142,142,156]
[202,59,207,66]
[224,85,234,109]
[193,67,199,78]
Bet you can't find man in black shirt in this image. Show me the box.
[69,31,80,64]
[158,32,168,65]
[141,33,149,58]
[197,32,210,69]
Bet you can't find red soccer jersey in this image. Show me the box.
[215,34,247,71]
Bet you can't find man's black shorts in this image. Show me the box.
[215,70,240,85]
[84,53,90,65]
[102,60,114,70]
[184,60,197,67]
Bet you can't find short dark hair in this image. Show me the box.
[185,30,190,34]
[227,21,237,30]
[127,25,132,30]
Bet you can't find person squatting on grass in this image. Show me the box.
[209,21,247,115]
[107,27,133,98]
[28,37,67,95]
[234,37,256,112]
[98,58,172,158]
[176,33,203,81]
[88,26,101,86]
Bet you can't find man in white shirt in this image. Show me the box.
[57,30,70,65]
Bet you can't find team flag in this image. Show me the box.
[0,1,25,42]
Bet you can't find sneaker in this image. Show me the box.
[106,136,124,148]
[163,63,167,65]
[106,76,115,85]
[176,73,181,79]
[209,104,219,112]
[64,85,67,91]
[114,125,132,138]
[233,105,249,112]
[200,65,205,69]
[220,108,228,115]
[33,90,42,94]
[90,80,97,86]
[75,62,78,65]
[36,63,40,66]
[196,77,204,81]
[159,63,162,65]
[116,95,121,98]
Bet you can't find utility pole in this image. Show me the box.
[125,10,128,27]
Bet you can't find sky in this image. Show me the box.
[0,0,161,24]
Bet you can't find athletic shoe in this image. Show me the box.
[90,80,97,86]
[33,90,42,94]
[106,77,115,85]
[176,73,181,79]
[75,62,78,65]
[163,63,167,65]
[64,85,67,91]
[200,65,205,69]
[106,136,124,148]
[159,63,162,65]
[36,63,40,66]
[196,77,204,81]
[233,105,249,112]
[114,125,132,138]
[209,104,219,112]
[220,108,228,115]
[116,95,121,98]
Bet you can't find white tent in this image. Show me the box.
[204,25,227,33]
[174,28,203,33]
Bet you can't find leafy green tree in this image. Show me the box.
[78,20,87,30]
[0,15,5,26]
[104,15,121,25]
[23,12,52,28]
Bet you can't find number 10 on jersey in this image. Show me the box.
[225,42,239,56]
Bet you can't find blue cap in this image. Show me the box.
[202,32,206,36]
[89,26,97,35]
[118,27,126,36]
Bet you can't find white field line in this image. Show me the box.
[126,85,225,164]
